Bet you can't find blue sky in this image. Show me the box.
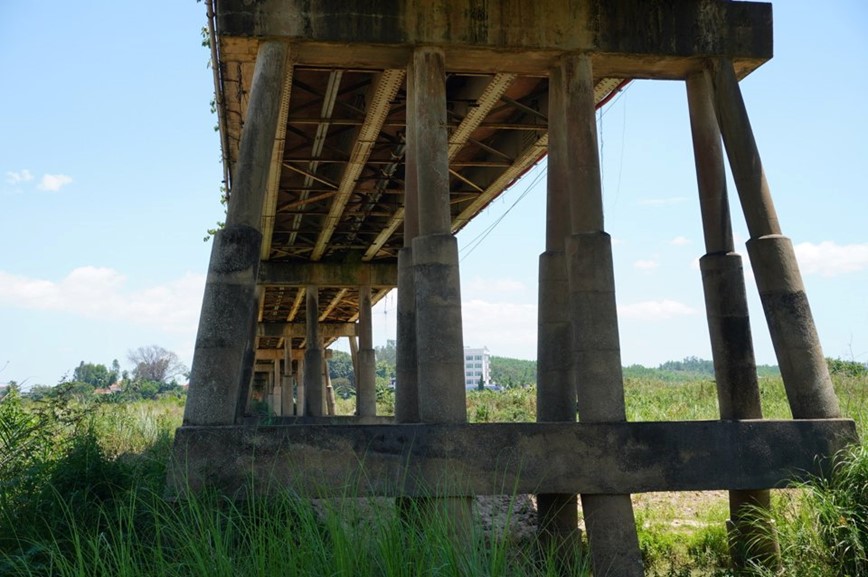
[2,1,867,387]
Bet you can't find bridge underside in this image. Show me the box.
[213,0,772,360]
[175,1,854,574]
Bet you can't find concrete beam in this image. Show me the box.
[216,0,771,79]
[256,348,333,361]
[258,323,357,339]
[259,261,398,287]
[169,419,857,498]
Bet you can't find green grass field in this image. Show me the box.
[1,369,865,576]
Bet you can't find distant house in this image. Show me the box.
[463,346,492,388]
[94,383,123,395]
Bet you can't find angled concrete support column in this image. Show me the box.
[304,285,325,416]
[562,53,643,577]
[410,45,471,534]
[536,63,579,556]
[183,41,289,426]
[396,57,420,424]
[357,285,377,416]
[712,59,840,420]
[687,70,779,570]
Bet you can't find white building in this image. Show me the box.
[463,346,491,388]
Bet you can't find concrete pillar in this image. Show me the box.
[411,47,466,423]
[687,70,780,570]
[296,355,305,416]
[271,359,282,416]
[396,57,420,424]
[561,53,643,577]
[304,285,325,416]
[357,285,377,416]
[183,41,289,426]
[410,45,471,533]
[324,358,336,416]
[536,63,579,555]
[348,335,360,380]
[281,343,294,416]
[712,58,840,419]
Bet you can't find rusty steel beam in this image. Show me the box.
[448,73,517,160]
[319,288,349,321]
[289,70,343,246]
[311,69,406,261]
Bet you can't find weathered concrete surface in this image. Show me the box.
[183,226,262,426]
[748,235,841,419]
[687,69,779,569]
[258,322,356,339]
[413,233,466,424]
[183,41,289,427]
[258,261,397,288]
[563,52,642,576]
[395,247,419,423]
[216,0,771,78]
[168,419,857,498]
[357,285,376,417]
[304,286,325,417]
[536,62,578,553]
[713,59,840,420]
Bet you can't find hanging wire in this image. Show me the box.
[457,82,632,261]
[459,161,547,262]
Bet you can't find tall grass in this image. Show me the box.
[1,483,590,576]
[1,370,865,576]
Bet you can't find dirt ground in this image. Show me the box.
[475,490,730,542]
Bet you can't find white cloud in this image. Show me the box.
[637,196,689,206]
[37,173,73,191]
[462,298,537,356]
[5,169,33,185]
[465,277,527,294]
[619,299,698,321]
[0,267,205,334]
[634,259,659,271]
[670,236,691,246]
[794,241,868,277]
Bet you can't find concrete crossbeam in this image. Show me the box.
[257,322,357,339]
[259,261,397,287]
[216,0,771,79]
[169,419,857,498]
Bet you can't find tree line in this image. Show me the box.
[3,345,188,403]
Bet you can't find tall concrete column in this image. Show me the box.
[562,53,643,577]
[396,57,420,424]
[536,63,579,554]
[687,70,779,569]
[711,58,840,419]
[183,41,289,426]
[304,285,325,416]
[281,343,293,416]
[296,355,305,416]
[357,285,377,416]
[324,358,336,416]
[411,47,466,422]
[410,45,471,533]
